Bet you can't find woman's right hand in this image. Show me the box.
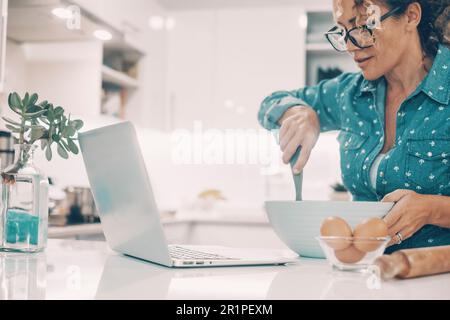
[278,105,320,174]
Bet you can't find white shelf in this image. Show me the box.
[306,43,335,52]
[101,65,139,89]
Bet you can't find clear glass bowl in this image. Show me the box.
[316,236,390,272]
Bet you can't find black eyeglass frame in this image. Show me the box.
[325,7,402,52]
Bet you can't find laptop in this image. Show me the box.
[79,121,298,268]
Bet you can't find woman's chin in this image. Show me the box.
[361,69,382,81]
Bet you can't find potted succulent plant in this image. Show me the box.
[0,92,84,253]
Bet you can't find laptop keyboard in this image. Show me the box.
[169,246,237,260]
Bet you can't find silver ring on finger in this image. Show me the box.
[395,232,404,245]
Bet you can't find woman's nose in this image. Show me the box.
[346,39,360,53]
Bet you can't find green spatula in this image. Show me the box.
[290,147,303,201]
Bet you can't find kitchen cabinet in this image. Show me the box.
[166,6,305,130]
[71,0,124,32]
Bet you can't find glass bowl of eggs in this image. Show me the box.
[316,217,391,272]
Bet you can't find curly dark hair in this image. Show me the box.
[355,0,450,57]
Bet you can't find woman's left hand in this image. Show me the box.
[381,189,435,247]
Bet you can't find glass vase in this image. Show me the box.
[0,144,49,252]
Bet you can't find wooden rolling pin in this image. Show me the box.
[374,245,450,280]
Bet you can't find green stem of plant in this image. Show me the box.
[49,123,53,144]
[19,114,25,145]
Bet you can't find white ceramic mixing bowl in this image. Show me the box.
[265,201,394,258]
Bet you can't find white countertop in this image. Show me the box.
[0,240,448,300]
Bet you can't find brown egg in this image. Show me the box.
[320,217,352,250]
[353,217,389,252]
[334,245,366,264]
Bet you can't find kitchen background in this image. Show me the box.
[0,0,358,240]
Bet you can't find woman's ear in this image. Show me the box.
[405,2,422,30]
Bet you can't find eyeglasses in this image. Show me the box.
[325,7,401,52]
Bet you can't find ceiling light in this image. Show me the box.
[93,29,113,41]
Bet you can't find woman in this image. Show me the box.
[258,0,450,252]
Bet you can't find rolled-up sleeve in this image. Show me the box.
[258,72,356,132]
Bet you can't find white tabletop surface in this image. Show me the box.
[0,239,448,300]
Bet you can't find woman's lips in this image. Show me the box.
[355,56,374,68]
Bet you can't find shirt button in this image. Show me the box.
[379,172,384,177]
